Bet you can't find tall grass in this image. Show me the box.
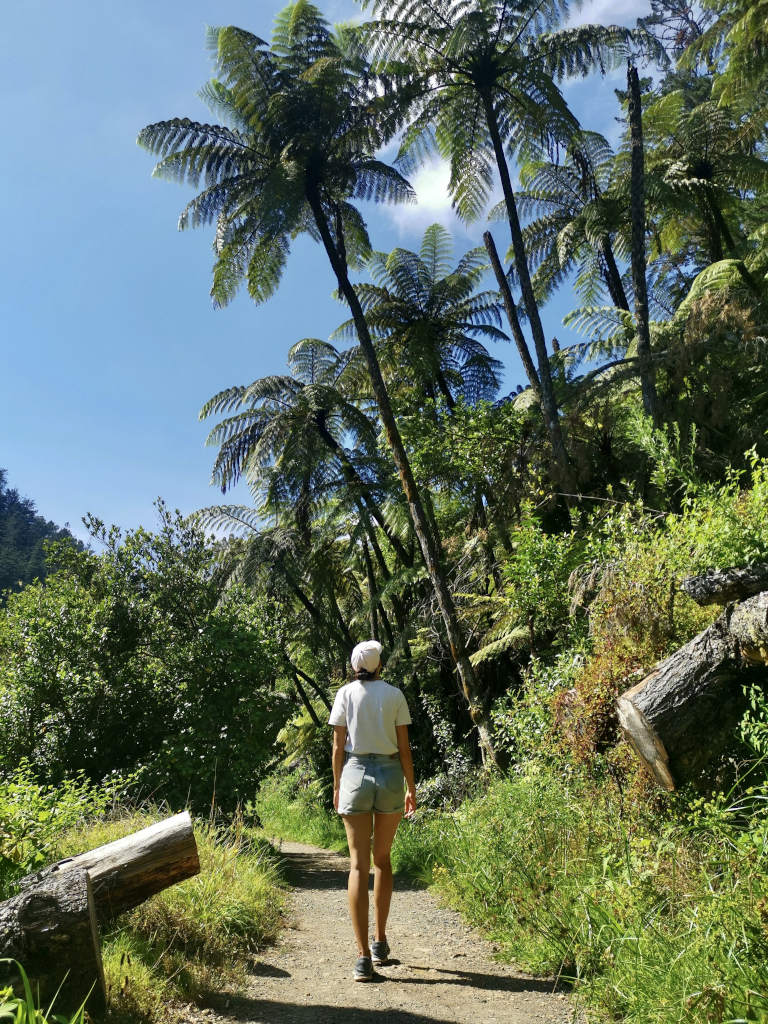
[392,769,768,1024]
[55,812,286,1017]
[0,959,89,1024]
[1,773,287,1024]
[253,772,346,851]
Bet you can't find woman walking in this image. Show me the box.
[329,639,416,981]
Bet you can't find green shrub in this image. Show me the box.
[0,960,88,1024]
[0,504,287,811]
[0,765,134,900]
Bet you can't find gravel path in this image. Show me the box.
[203,840,578,1024]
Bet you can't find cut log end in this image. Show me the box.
[0,868,105,1014]
[616,591,768,789]
[617,696,675,791]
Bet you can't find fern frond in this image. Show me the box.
[193,504,263,535]
[469,626,529,666]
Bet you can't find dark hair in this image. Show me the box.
[354,668,376,681]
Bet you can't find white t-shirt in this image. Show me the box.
[328,678,412,754]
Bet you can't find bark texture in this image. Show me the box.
[617,593,768,789]
[0,867,105,1013]
[482,230,540,394]
[627,63,658,424]
[19,811,200,920]
[681,563,768,606]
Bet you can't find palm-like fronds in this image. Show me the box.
[199,339,379,517]
[615,84,768,304]
[506,131,632,310]
[682,0,768,110]
[562,305,638,367]
[363,0,641,222]
[138,4,414,308]
[333,223,505,408]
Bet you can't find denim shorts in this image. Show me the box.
[338,753,405,815]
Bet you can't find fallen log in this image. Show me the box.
[19,811,200,920]
[0,867,105,1013]
[681,563,768,606]
[617,593,768,789]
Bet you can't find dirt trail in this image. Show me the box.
[202,840,578,1024]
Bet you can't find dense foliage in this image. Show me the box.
[132,0,768,774]
[0,504,287,810]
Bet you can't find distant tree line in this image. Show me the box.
[0,469,80,599]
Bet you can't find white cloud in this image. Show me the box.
[568,0,651,27]
[387,157,460,236]
[410,159,455,214]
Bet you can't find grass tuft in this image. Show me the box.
[253,772,346,851]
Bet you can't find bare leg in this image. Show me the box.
[372,811,402,943]
[342,813,373,957]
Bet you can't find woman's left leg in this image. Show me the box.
[372,811,402,943]
[342,813,373,957]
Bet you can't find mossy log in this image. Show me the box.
[617,593,768,789]
[19,811,200,920]
[0,867,105,1013]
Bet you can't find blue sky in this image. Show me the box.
[1,0,649,542]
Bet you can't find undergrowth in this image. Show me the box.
[253,771,346,852]
[0,775,286,1024]
[393,767,768,1024]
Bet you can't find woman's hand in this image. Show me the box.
[405,788,417,818]
[334,786,340,812]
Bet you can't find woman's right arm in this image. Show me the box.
[332,725,346,812]
[396,724,417,816]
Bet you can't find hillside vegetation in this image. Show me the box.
[2,0,768,1021]
[0,469,79,598]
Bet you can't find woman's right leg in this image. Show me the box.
[342,812,373,957]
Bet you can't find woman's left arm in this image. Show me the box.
[332,725,347,811]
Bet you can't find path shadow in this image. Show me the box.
[276,848,427,892]
[248,963,291,979]
[206,994,467,1023]
[276,849,347,891]
[391,964,569,994]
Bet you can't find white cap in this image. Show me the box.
[350,639,383,673]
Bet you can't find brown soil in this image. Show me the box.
[200,840,580,1024]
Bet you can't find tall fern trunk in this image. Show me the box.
[288,659,333,711]
[293,674,323,727]
[358,505,414,657]
[601,236,630,311]
[307,190,497,764]
[481,93,574,493]
[483,230,541,393]
[362,538,383,642]
[627,64,659,425]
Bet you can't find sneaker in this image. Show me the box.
[371,940,390,965]
[353,956,373,982]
